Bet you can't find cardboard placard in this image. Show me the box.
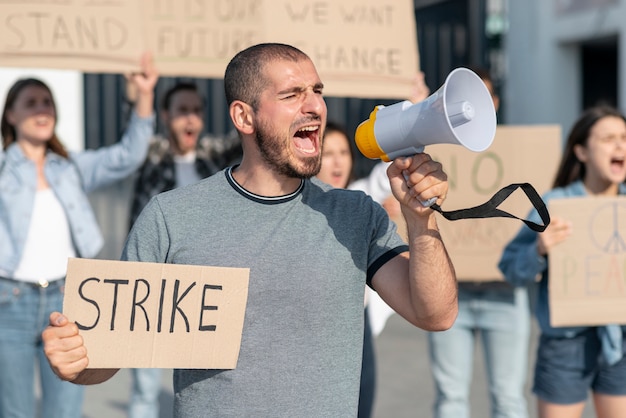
[141,0,263,79]
[426,125,562,281]
[262,1,419,99]
[548,197,626,326]
[0,0,144,73]
[63,258,250,369]
[0,0,419,99]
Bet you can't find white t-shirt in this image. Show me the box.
[13,188,76,282]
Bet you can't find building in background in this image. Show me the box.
[504,0,622,133]
[415,0,623,137]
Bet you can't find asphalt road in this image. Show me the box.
[77,313,595,418]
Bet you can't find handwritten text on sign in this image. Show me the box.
[274,3,405,76]
[549,197,626,326]
[0,0,418,98]
[143,0,262,68]
[0,0,143,72]
[264,0,417,98]
[63,258,250,369]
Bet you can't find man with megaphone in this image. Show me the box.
[40,42,460,417]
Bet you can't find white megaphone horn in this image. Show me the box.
[355,67,497,162]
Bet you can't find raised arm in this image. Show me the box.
[128,52,158,118]
[73,52,158,191]
[370,154,458,331]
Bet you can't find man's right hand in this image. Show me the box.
[43,312,120,385]
[42,312,90,382]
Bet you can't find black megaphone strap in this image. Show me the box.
[429,183,550,232]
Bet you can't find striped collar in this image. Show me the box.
[225,166,304,204]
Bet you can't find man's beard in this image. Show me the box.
[256,120,321,179]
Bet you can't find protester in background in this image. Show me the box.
[128,81,242,227]
[499,105,626,418]
[316,120,354,189]
[425,67,532,418]
[316,120,378,417]
[128,81,242,418]
[41,42,457,417]
[0,53,157,418]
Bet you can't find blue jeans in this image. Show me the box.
[129,368,163,418]
[428,283,530,418]
[0,278,84,418]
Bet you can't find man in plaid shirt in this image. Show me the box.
[127,81,242,418]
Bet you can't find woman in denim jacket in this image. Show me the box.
[0,54,157,418]
[499,106,626,418]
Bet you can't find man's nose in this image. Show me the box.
[302,91,325,116]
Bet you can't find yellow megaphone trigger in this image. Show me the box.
[355,107,390,161]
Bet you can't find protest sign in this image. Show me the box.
[0,0,419,98]
[63,258,250,369]
[426,125,561,281]
[262,0,419,98]
[141,0,263,79]
[0,0,143,73]
[549,197,626,326]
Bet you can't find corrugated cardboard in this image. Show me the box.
[63,258,250,369]
[548,197,626,326]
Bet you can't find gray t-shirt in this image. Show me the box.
[123,167,408,417]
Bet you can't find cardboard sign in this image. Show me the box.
[63,258,250,369]
[0,0,419,99]
[141,0,263,79]
[0,1,144,73]
[426,125,562,281]
[548,197,626,326]
[262,1,419,99]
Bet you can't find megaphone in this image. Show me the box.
[355,67,497,162]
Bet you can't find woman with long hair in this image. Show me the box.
[0,54,157,418]
[499,105,626,418]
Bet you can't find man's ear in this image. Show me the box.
[230,101,254,135]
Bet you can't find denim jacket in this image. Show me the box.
[499,180,626,363]
[0,112,153,277]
